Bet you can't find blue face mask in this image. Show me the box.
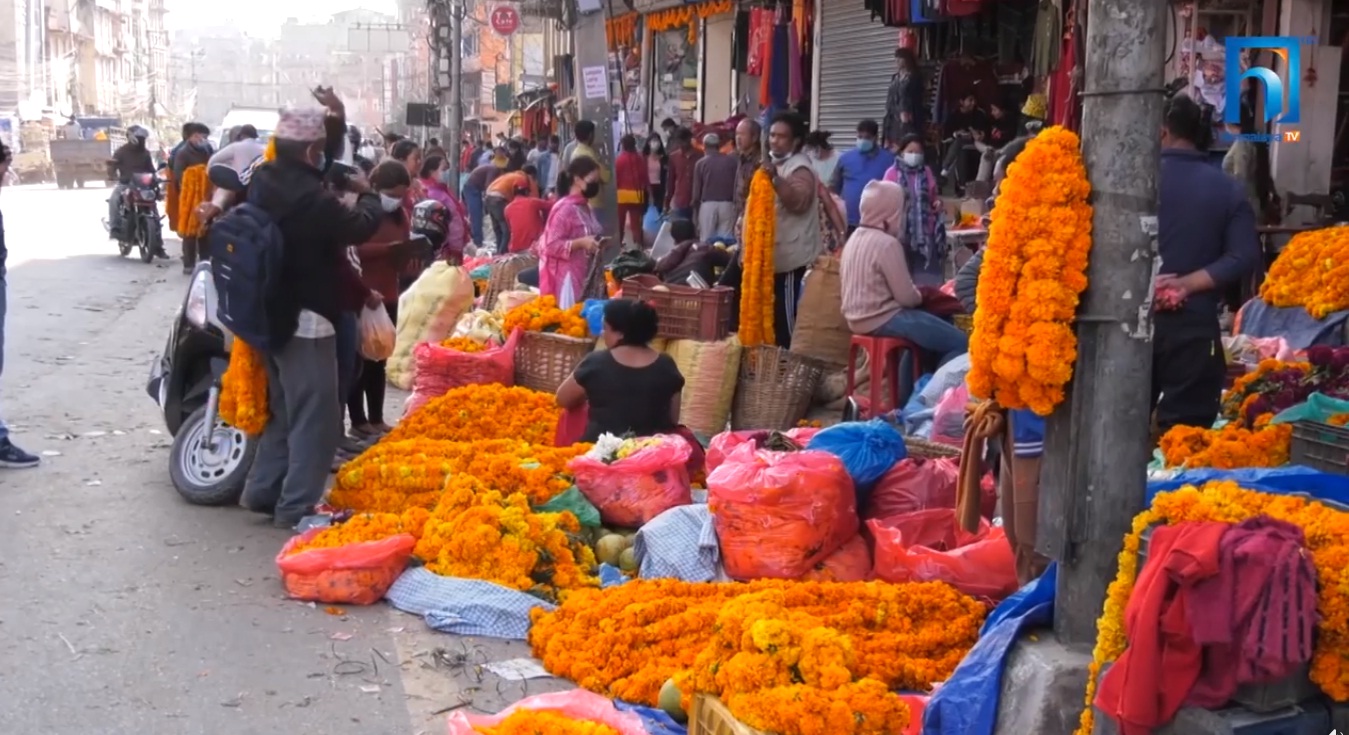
[857,139,875,153]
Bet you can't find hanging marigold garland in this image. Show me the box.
[968,126,1093,416]
[646,0,733,44]
[219,339,269,435]
[605,12,639,50]
[175,163,214,238]
[738,169,777,347]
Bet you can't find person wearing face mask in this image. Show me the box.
[832,119,896,235]
[240,103,384,528]
[840,179,968,368]
[170,121,216,273]
[643,134,669,213]
[539,157,606,307]
[761,112,824,348]
[884,134,947,286]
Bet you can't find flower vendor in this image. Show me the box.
[556,300,685,443]
[761,111,825,347]
[883,133,947,286]
[238,103,384,528]
[1152,94,1261,432]
[538,156,605,308]
[170,121,214,274]
[416,154,470,261]
[840,179,968,368]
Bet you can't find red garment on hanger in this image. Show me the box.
[1049,5,1080,130]
[747,8,770,76]
[943,0,986,17]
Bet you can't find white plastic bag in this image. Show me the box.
[650,220,675,261]
[558,273,578,310]
[358,305,395,361]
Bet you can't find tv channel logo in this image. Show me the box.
[1226,36,1315,141]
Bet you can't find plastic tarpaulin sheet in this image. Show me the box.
[1144,467,1349,509]
[615,701,687,735]
[921,563,1057,735]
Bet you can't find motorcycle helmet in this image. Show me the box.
[411,199,450,244]
[128,125,149,143]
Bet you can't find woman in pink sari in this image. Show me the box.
[539,156,604,305]
[419,154,470,261]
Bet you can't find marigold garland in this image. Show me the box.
[383,384,562,445]
[1076,480,1349,734]
[218,339,268,435]
[502,295,588,339]
[605,12,639,50]
[165,177,181,231]
[529,579,983,713]
[175,164,214,238]
[1259,225,1349,319]
[968,126,1093,416]
[646,0,732,43]
[284,508,430,555]
[475,710,621,735]
[1157,422,1293,469]
[738,169,777,347]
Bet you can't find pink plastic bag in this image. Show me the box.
[569,435,694,526]
[867,509,1019,600]
[865,457,960,519]
[405,328,521,416]
[930,383,969,447]
[275,530,416,606]
[555,404,589,447]
[709,442,859,580]
[706,427,823,474]
[446,690,649,735]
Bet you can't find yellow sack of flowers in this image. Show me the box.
[387,261,474,389]
[664,337,742,438]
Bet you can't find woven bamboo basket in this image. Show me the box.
[482,254,538,311]
[731,345,825,431]
[903,436,962,459]
[514,331,594,394]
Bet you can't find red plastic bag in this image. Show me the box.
[446,690,649,735]
[405,327,521,416]
[802,534,872,582]
[569,435,694,526]
[866,457,960,519]
[901,694,929,735]
[708,442,859,580]
[930,383,969,447]
[275,530,416,605]
[706,427,822,474]
[867,509,1018,600]
[555,404,589,447]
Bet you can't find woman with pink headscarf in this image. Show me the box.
[538,156,604,306]
[418,154,470,261]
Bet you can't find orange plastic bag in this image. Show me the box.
[569,435,694,526]
[405,327,521,416]
[708,442,858,580]
[275,530,416,605]
[867,509,1018,600]
[802,534,872,582]
[705,427,822,474]
[866,457,960,519]
[446,690,649,735]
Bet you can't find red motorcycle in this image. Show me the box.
[111,170,167,263]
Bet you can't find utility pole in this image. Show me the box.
[1037,0,1167,647]
[446,0,463,183]
[571,0,617,237]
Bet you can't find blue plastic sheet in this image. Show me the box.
[642,204,663,235]
[1145,467,1349,509]
[615,701,687,735]
[583,299,608,337]
[807,420,908,507]
[922,563,1057,735]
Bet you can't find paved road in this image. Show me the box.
[0,185,558,734]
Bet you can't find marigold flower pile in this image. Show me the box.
[1158,422,1293,469]
[1076,480,1349,734]
[284,508,431,555]
[439,335,488,353]
[529,579,984,734]
[1259,226,1349,319]
[474,710,621,735]
[738,169,777,348]
[385,384,561,445]
[219,339,269,435]
[502,295,589,339]
[968,126,1093,416]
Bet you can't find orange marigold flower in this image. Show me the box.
[219,339,268,435]
[1260,226,1349,319]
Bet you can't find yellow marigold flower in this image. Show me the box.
[1158,422,1292,469]
[739,169,777,347]
[473,709,622,735]
[219,339,268,435]
[1260,226,1349,319]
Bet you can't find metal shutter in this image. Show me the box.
[814,3,898,150]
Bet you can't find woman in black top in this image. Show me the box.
[556,300,685,443]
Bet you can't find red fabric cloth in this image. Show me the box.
[919,286,964,317]
[1094,521,1227,735]
[1049,6,1081,131]
[665,148,703,211]
[505,196,553,254]
[615,150,647,194]
[355,215,412,304]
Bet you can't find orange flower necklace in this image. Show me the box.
[738,169,777,347]
[219,339,268,435]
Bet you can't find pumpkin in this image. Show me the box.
[595,534,628,566]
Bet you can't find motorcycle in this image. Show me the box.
[146,261,257,505]
[110,171,167,263]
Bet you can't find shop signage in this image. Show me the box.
[1225,35,1316,141]
[490,5,521,35]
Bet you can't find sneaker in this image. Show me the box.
[0,439,40,469]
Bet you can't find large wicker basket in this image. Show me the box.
[731,345,825,431]
[514,331,594,394]
[482,254,538,311]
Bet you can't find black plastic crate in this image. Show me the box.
[1291,420,1349,476]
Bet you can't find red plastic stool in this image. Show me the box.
[845,335,925,419]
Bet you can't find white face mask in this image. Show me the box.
[902,152,924,168]
[379,194,402,213]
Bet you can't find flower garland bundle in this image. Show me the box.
[968,126,1093,415]
[414,478,598,599]
[646,0,732,43]
[1157,422,1293,469]
[738,169,777,347]
[175,164,213,238]
[383,384,562,445]
[1259,226,1349,318]
[475,710,621,735]
[440,335,488,353]
[1076,480,1349,734]
[284,508,430,555]
[605,12,639,50]
[218,339,268,435]
[502,295,589,338]
[529,579,983,709]
[1221,358,1314,424]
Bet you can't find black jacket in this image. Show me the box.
[112,142,155,184]
[247,158,383,347]
[171,142,212,187]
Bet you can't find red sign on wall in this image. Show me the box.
[490,6,521,35]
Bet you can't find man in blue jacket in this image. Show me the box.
[832,119,896,234]
[1153,93,1261,430]
[0,140,39,468]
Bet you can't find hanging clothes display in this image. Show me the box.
[1030,0,1063,78]
[815,0,903,149]
[1048,1,1080,131]
[747,8,771,76]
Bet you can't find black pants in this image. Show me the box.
[348,301,398,426]
[486,195,510,248]
[1151,310,1226,432]
[773,266,807,349]
[718,257,743,332]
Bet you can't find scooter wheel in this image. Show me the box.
[169,405,257,506]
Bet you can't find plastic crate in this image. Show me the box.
[622,274,735,342]
[689,695,766,735]
[1290,420,1349,476]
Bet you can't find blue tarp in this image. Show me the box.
[615,701,687,735]
[1239,299,1349,350]
[1145,466,1349,509]
[922,564,1057,735]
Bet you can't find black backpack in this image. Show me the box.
[207,199,285,352]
